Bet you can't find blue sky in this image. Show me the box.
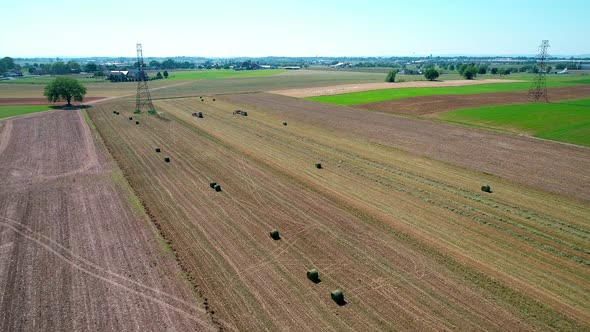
[1,0,588,57]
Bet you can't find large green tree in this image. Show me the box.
[0,57,15,74]
[44,77,87,106]
[460,65,478,80]
[385,69,398,82]
[424,68,440,81]
[83,63,98,72]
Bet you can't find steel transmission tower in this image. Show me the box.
[527,40,550,103]
[135,43,156,114]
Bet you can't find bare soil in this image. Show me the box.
[269,79,522,98]
[358,85,590,116]
[0,97,107,106]
[0,110,214,331]
[223,93,590,202]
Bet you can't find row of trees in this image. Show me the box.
[386,64,528,82]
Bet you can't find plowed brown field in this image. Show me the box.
[87,95,590,331]
[358,85,590,116]
[0,110,215,331]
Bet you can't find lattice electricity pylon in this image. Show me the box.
[135,43,156,114]
[527,40,550,103]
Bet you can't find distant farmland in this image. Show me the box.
[308,76,590,105]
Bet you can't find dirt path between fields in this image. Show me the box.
[358,84,590,116]
[0,110,215,331]
[269,79,522,98]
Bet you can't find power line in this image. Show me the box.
[527,40,550,103]
[135,43,156,114]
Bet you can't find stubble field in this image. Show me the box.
[86,92,590,330]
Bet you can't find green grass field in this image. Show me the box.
[0,105,51,119]
[308,76,590,106]
[439,98,590,146]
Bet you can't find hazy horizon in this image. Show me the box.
[2,0,588,58]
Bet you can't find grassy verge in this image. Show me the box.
[439,98,590,147]
[0,105,51,119]
[308,76,590,106]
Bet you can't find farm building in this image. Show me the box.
[107,69,147,81]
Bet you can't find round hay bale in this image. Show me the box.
[331,289,344,304]
[214,184,222,192]
[164,157,171,163]
[113,111,116,114]
[307,269,320,283]
[315,162,322,169]
[283,122,288,126]
[243,111,248,116]
[155,148,161,153]
[270,229,280,240]
[129,117,133,120]
[136,121,140,125]
[209,181,217,188]
[481,185,491,193]
[212,98,216,101]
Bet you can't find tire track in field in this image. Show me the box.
[0,217,217,331]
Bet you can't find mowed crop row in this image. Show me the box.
[89,97,589,330]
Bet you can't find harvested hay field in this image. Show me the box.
[359,84,590,116]
[269,79,521,98]
[87,96,590,330]
[0,111,214,331]
[223,93,590,202]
